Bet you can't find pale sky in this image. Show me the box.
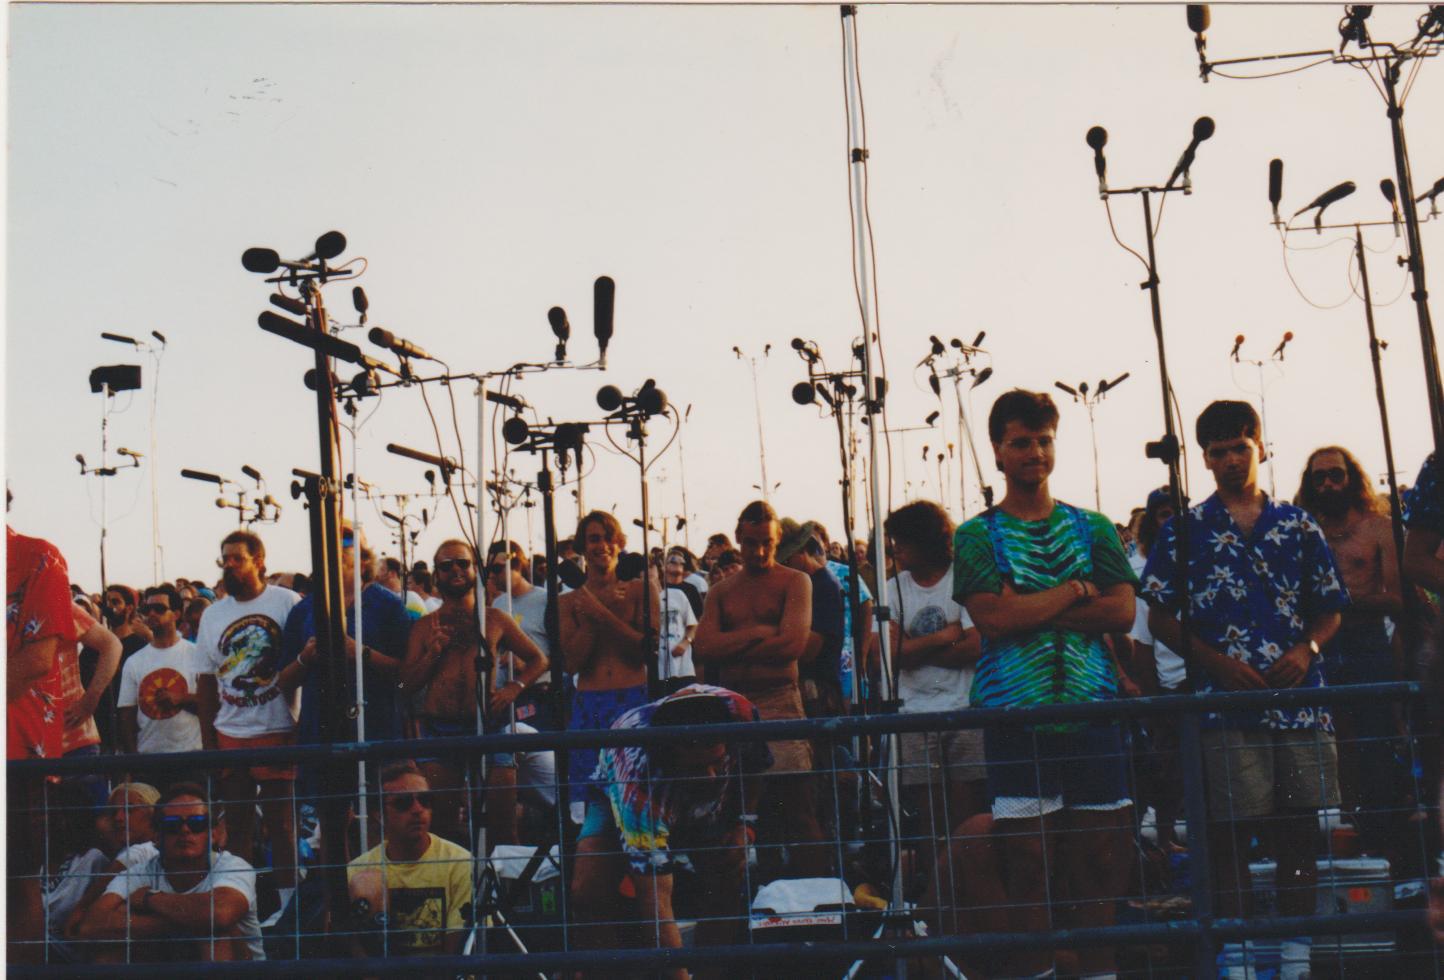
[6,3,1443,591]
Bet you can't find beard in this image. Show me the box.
[222,569,246,595]
[1314,488,1349,518]
[101,605,125,627]
[438,575,475,599]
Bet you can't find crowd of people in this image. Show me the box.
[7,386,1443,978]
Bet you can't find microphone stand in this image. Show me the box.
[245,235,360,956]
[1093,165,1212,976]
[1227,340,1288,498]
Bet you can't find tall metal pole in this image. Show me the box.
[841,8,904,975]
[99,390,110,592]
[1382,64,1443,453]
[678,404,693,551]
[1354,225,1409,591]
[1086,400,1103,512]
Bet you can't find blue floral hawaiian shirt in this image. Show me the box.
[1140,493,1350,731]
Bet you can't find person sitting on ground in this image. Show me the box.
[78,782,264,962]
[62,782,162,943]
[347,761,473,960]
[571,685,769,980]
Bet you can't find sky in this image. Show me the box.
[6,3,1444,592]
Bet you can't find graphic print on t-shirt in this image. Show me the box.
[138,668,188,720]
[216,614,284,708]
[909,605,949,638]
[389,886,447,950]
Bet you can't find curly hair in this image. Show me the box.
[883,500,954,571]
[1294,445,1388,517]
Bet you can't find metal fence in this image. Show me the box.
[8,681,1440,978]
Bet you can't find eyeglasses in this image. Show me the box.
[159,814,211,835]
[142,602,172,615]
[1311,467,1348,487]
[385,792,433,812]
[436,558,473,573]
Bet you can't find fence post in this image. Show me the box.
[1178,712,1215,977]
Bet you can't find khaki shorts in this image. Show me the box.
[749,683,814,775]
[1202,727,1339,820]
[899,727,986,788]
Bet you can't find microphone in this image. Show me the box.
[791,337,819,363]
[151,330,167,345]
[502,416,531,445]
[1165,116,1216,191]
[1381,178,1402,234]
[368,327,434,362]
[1186,4,1210,33]
[259,311,366,365]
[972,331,986,348]
[101,332,139,347]
[1099,372,1130,394]
[352,286,369,317]
[1415,176,1444,205]
[1230,334,1244,361]
[1272,331,1294,360]
[929,335,945,357]
[241,464,261,482]
[387,443,456,480]
[241,248,281,274]
[594,276,615,367]
[485,390,528,412]
[75,454,87,468]
[1293,180,1356,217]
[1269,159,1284,223]
[117,448,143,460]
[971,366,993,389]
[180,468,225,485]
[925,410,940,426]
[270,293,308,317]
[792,382,817,406]
[1086,126,1108,196]
[549,306,570,361]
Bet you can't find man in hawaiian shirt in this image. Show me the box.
[1144,400,1347,980]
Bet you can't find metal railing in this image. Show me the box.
[8,681,1438,977]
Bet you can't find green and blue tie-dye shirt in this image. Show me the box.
[952,503,1137,716]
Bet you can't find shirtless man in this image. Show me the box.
[399,539,549,844]
[561,512,658,941]
[1295,445,1402,849]
[693,500,828,877]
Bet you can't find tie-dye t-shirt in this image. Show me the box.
[952,503,1137,720]
[592,684,770,874]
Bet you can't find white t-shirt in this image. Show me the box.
[116,638,203,754]
[684,572,709,598]
[882,568,976,714]
[104,849,264,960]
[117,841,160,869]
[44,847,110,950]
[657,586,699,680]
[196,586,301,738]
[505,721,557,807]
[1128,552,1186,690]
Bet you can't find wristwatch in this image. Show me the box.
[1306,639,1321,659]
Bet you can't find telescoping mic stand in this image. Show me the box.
[1085,117,1218,978]
[242,230,391,954]
[594,378,672,699]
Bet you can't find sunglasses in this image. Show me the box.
[143,602,172,615]
[1311,467,1348,487]
[159,814,211,835]
[436,558,473,573]
[385,792,433,812]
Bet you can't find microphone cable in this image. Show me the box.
[1210,56,1332,81]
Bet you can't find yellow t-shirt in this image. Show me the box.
[347,833,473,954]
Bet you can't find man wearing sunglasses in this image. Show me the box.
[79,783,264,962]
[347,761,473,960]
[117,584,203,763]
[1294,445,1402,853]
[401,539,550,844]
